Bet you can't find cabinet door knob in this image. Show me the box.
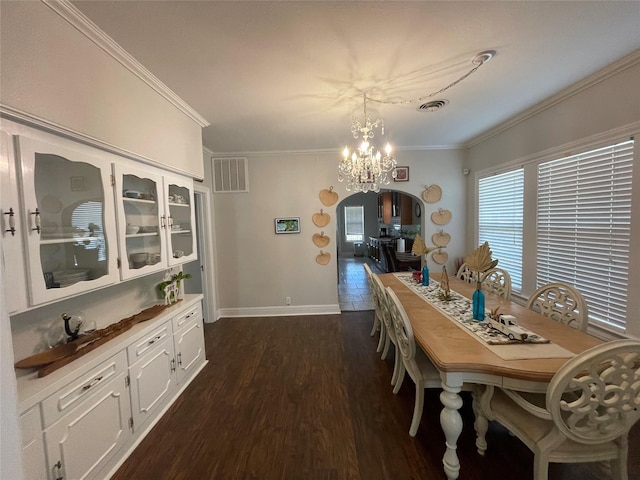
[4,207,16,236]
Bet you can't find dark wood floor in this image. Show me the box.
[112,312,639,480]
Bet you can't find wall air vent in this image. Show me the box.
[417,99,449,112]
[212,157,249,193]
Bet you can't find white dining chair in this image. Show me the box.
[474,339,640,480]
[363,263,380,337]
[371,275,405,388]
[456,262,478,284]
[481,267,512,300]
[385,286,442,437]
[526,282,589,331]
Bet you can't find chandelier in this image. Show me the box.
[337,51,496,193]
[338,94,397,193]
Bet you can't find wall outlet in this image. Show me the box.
[285,296,291,305]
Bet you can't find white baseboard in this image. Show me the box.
[216,304,341,319]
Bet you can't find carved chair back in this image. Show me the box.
[526,282,589,331]
[481,268,512,300]
[547,339,640,445]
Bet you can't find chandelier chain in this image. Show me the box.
[366,54,490,106]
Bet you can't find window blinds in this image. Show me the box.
[478,169,524,291]
[71,200,106,261]
[345,206,364,242]
[537,140,634,332]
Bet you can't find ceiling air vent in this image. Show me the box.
[212,157,249,193]
[417,99,449,112]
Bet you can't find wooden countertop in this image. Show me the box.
[16,294,204,412]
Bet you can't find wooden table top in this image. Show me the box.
[379,272,602,383]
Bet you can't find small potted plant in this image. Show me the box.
[157,271,192,305]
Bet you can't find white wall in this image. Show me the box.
[207,148,466,316]
[465,55,640,338]
[0,1,205,178]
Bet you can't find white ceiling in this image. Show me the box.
[71,1,640,155]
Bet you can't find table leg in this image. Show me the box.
[440,377,463,480]
[472,385,488,456]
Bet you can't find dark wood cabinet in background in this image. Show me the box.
[378,192,413,224]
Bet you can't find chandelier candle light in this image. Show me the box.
[338,94,397,193]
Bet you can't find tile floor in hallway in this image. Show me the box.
[338,256,384,311]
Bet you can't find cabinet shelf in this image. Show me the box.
[123,197,156,205]
[171,230,191,235]
[168,202,190,208]
[40,237,83,245]
[125,232,159,239]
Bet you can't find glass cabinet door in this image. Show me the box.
[163,174,197,267]
[113,164,167,280]
[17,135,119,306]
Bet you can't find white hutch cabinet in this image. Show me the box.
[1,120,198,313]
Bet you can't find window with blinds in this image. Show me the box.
[344,206,364,242]
[537,139,634,333]
[71,200,106,261]
[478,169,524,291]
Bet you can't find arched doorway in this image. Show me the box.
[336,189,423,311]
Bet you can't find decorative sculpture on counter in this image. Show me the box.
[464,242,498,321]
[157,271,191,305]
[62,312,81,341]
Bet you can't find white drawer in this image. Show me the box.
[127,322,171,364]
[40,350,127,428]
[173,303,201,332]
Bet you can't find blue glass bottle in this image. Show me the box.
[422,265,430,286]
[472,282,485,321]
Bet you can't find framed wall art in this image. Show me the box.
[275,217,301,234]
[394,166,409,182]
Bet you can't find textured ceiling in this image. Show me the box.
[71,1,640,154]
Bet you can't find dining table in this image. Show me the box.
[379,271,601,480]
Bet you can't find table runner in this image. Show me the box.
[393,273,575,360]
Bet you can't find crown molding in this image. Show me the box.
[473,121,639,177]
[43,0,210,128]
[465,49,640,148]
[202,143,461,157]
